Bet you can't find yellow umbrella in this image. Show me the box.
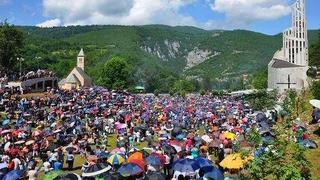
[223,132,236,140]
[220,153,253,169]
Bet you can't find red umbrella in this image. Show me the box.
[11,130,22,137]
[169,140,180,146]
[129,158,145,169]
[8,147,19,156]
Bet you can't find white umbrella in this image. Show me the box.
[201,135,213,143]
[4,142,10,151]
[310,99,320,109]
[14,140,25,145]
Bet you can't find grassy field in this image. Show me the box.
[296,91,320,179]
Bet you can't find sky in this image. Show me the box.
[0,0,319,35]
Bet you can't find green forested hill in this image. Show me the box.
[18,25,319,91]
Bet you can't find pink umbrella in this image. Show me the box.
[32,130,42,137]
[116,123,127,130]
[1,129,12,135]
[111,148,124,154]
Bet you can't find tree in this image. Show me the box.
[309,32,320,67]
[172,79,196,96]
[241,120,311,180]
[311,80,320,100]
[100,56,129,90]
[282,89,297,118]
[0,22,24,73]
[252,70,267,89]
[244,90,277,111]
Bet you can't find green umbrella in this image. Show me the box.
[43,170,64,180]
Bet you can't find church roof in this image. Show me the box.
[74,67,91,82]
[65,74,79,83]
[271,59,304,68]
[78,48,84,57]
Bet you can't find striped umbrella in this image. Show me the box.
[107,154,126,165]
[82,163,111,177]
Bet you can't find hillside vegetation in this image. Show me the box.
[18,25,319,92]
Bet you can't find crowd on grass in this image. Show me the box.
[0,86,318,180]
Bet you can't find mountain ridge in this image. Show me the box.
[18,25,319,91]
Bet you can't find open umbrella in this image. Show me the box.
[25,140,35,146]
[219,153,253,169]
[2,119,10,126]
[172,159,200,176]
[150,152,166,165]
[129,158,145,169]
[201,135,213,143]
[299,139,318,149]
[82,163,111,177]
[145,156,161,167]
[107,154,126,165]
[144,172,166,180]
[162,145,177,155]
[1,129,12,135]
[111,148,124,154]
[223,132,236,140]
[310,99,320,109]
[14,140,25,145]
[53,173,81,180]
[32,130,42,137]
[204,166,224,180]
[118,163,144,177]
[44,170,64,180]
[195,157,213,169]
[128,151,143,162]
[2,170,24,180]
[4,142,10,151]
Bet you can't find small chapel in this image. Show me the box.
[58,49,92,90]
[268,0,309,93]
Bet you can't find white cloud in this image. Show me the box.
[39,0,292,30]
[210,0,291,27]
[41,0,197,26]
[36,18,61,28]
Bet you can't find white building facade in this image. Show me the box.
[268,0,309,93]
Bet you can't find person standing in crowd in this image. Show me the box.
[66,151,74,171]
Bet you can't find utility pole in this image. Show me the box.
[17,57,24,78]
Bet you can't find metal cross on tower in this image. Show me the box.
[276,75,297,89]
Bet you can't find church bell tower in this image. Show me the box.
[77,48,85,71]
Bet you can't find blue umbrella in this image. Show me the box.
[145,156,161,167]
[2,119,10,126]
[204,167,224,180]
[176,134,185,140]
[118,163,144,177]
[172,159,200,174]
[195,157,213,169]
[3,170,24,180]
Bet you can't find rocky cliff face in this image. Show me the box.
[140,40,220,69]
[140,39,182,61]
[185,47,220,69]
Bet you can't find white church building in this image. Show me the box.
[268,0,309,93]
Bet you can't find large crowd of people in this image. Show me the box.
[19,70,55,82]
[0,87,317,180]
